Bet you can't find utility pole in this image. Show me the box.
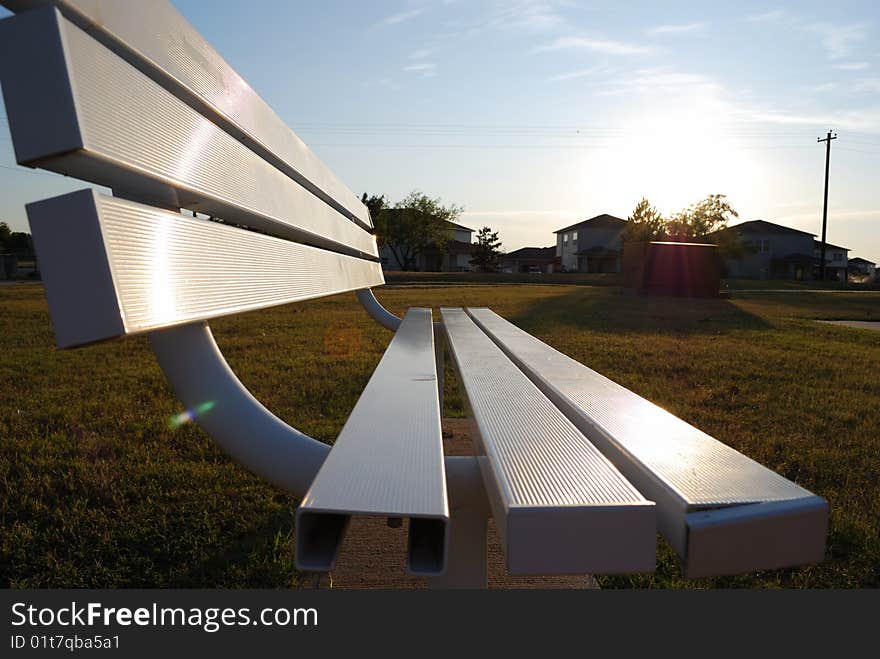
[817,130,837,280]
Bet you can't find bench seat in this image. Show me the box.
[296,308,448,576]
[441,308,656,575]
[467,307,829,577]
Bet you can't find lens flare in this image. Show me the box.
[169,400,216,429]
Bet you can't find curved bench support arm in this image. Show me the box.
[356,288,401,331]
[150,322,329,498]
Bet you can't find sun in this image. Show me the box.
[574,99,764,218]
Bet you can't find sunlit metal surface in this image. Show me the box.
[26,190,384,348]
[296,308,448,576]
[441,308,655,575]
[0,0,372,230]
[0,7,377,257]
[467,307,829,576]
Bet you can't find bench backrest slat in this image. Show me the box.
[3,0,372,231]
[27,190,384,347]
[0,7,377,258]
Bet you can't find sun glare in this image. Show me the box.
[576,101,763,217]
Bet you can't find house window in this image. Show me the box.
[563,233,568,244]
[761,239,770,252]
[572,231,578,241]
[833,252,842,262]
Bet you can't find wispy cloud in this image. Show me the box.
[853,79,880,94]
[597,69,720,96]
[489,1,567,34]
[535,36,654,56]
[742,107,880,133]
[807,22,868,60]
[409,48,432,60]
[376,8,425,27]
[646,22,707,36]
[747,9,787,23]
[403,61,437,77]
[548,63,608,82]
[747,10,870,63]
[833,61,869,71]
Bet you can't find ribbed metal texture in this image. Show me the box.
[1,0,371,228]
[299,308,447,519]
[94,194,383,334]
[467,307,813,509]
[3,10,377,257]
[441,308,647,508]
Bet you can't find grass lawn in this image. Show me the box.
[2,282,879,588]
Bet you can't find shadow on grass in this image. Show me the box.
[506,286,771,337]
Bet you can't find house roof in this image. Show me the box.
[849,257,876,266]
[554,214,626,234]
[379,209,474,233]
[715,219,816,237]
[446,220,474,233]
[813,239,849,252]
[504,246,556,260]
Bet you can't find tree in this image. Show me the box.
[360,193,387,222]
[622,198,666,243]
[372,190,463,270]
[0,222,32,254]
[471,226,503,272]
[666,194,738,242]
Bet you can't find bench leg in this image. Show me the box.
[429,456,490,589]
[356,288,401,331]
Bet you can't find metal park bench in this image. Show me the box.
[0,0,829,587]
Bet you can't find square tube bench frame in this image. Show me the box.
[466,307,829,578]
[0,0,830,587]
[295,308,449,576]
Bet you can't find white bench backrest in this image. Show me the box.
[2,0,372,230]
[0,2,383,347]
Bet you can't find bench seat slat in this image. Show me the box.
[466,307,829,577]
[26,190,384,348]
[2,0,372,230]
[441,308,655,575]
[296,308,448,576]
[0,8,377,258]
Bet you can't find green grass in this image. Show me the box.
[383,270,880,292]
[1,282,879,588]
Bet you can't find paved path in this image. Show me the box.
[308,418,599,590]
[734,289,880,294]
[816,320,880,331]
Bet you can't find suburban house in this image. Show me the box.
[379,219,475,271]
[710,219,849,281]
[813,240,849,281]
[848,257,876,279]
[555,214,626,273]
[500,246,559,273]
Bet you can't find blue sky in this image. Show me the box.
[1,1,878,260]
